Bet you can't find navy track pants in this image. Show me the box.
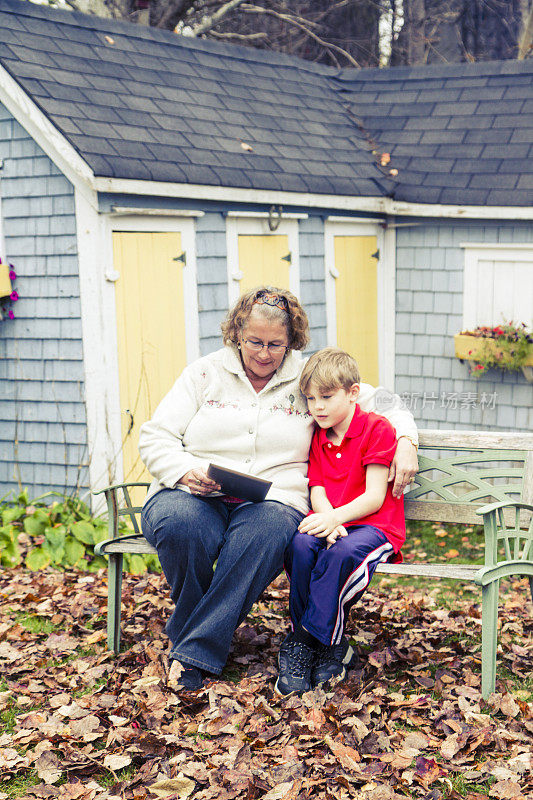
[285,525,394,646]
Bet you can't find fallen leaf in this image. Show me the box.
[445,549,460,559]
[489,779,524,799]
[35,750,62,784]
[103,753,132,771]
[148,776,195,798]
[261,783,295,800]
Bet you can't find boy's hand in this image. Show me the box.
[326,525,348,547]
[298,511,342,537]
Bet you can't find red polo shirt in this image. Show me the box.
[307,404,405,555]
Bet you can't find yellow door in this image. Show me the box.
[237,235,291,293]
[334,236,379,385]
[113,232,188,497]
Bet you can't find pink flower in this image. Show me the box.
[10,290,18,301]
[8,309,14,320]
[9,270,16,281]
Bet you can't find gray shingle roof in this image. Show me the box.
[1,0,533,206]
[334,61,533,206]
[0,0,388,198]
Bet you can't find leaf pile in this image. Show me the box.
[0,567,532,800]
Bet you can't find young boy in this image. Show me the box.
[275,347,407,696]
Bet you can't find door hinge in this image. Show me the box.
[173,252,186,265]
[371,249,380,260]
[281,252,292,263]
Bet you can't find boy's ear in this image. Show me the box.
[349,383,360,402]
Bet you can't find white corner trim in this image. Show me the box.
[0,64,97,201]
[74,186,117,511]
[110,206,205,217]
[380,220,396,391]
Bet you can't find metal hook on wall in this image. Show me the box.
[268,205,282,231]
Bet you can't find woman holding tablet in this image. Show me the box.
[139,286,419,690]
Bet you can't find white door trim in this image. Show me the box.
[324,219,395,389]
[225,216,301,306]
[97,214,199,493]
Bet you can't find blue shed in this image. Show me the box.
[0,0,531,503]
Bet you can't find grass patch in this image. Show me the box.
[16,613,57,636]
[0,771,40,799]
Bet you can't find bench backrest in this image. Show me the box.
[405,430,533,525]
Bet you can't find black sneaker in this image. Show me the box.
[311,636,359,687]
[275,633,317,697]
[168,660,206,691]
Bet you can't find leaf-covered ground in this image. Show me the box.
[0,567,531,800]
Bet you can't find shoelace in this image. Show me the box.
[286,640,315,677]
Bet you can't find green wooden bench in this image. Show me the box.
[94,429,533,699]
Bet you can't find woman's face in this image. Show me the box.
[239,309,290,385]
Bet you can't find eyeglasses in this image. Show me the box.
[253,291,289,312]
[242,338,288,355]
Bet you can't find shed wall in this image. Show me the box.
[0,103,89,499]
[395,221,533,432]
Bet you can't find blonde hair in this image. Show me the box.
[221,286,310,351]
[300,347,360,394]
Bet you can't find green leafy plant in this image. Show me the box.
[0,489,160,575]
[457,321,533,376]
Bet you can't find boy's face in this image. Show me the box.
[304,381,360,430]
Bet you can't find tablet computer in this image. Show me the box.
[207,464,272,503]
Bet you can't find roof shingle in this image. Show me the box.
[2,0,533,206]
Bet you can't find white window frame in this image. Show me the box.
[225,215,301,306]
[324,218,395,389]
[461,242,533,330]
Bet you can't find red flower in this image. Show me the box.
[474,364,485,371]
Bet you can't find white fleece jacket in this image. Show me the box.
[138,346,418,515]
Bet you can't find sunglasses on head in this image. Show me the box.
[253,291,289,312]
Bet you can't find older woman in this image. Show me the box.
[139,287,418,690]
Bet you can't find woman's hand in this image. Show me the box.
[388,437,418,498]
[179,468,220,496]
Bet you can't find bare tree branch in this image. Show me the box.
[190,0,250,36]
[240,3,361,66]
[210,29,268,38]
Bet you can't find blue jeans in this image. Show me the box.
[141,488,303,674]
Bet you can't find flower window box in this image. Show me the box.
[454,324,533,383]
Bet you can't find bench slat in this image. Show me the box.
[376,562,481,580]
[418,430,533,449]
[96,536,156,556]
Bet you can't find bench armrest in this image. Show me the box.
[92,482,151,539]
[476,501,533,516]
